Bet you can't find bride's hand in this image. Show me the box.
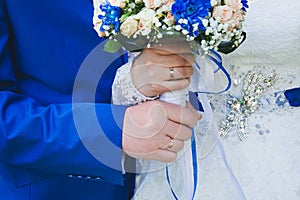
[131,41,195,97]
[122,100,201,163]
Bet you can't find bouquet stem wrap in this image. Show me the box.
[159,88,189,107]
[160,87,193,200]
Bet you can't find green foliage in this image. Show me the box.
[103,40,122,53]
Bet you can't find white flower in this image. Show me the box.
[175,25,182,31]
[153,17,162,27]
[182,19,188,24]
[141,27,152,36]
[189,36,195,41]
[182,29,189,35]
[129,3,136,9]
[155,21,162,27]
[120,16,139,38]
[202,19,209,27]
[102,25,111,30]
[161,5,169,12]
[211,0,221,6]
[154,0,162,7]
[135,8,156,30]
[157,32,163,38]
[205,27,213,35]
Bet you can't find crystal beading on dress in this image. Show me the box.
[219,67,278,140]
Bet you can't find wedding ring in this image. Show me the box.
[169,68,175,79]
[167,139,174,149]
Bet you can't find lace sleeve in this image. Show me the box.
[112,52,159,105]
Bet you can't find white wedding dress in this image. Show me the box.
[128,0,300,199]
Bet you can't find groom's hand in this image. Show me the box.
[131,41,195,97]
[122,100,201,163]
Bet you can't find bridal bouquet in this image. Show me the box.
[93,1,249,199]
[93,0,249,53]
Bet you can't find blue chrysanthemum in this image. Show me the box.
[98,1,121,33]
[241,0,249,11]
[171,0,212,37]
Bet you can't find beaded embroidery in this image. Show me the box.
[219,67,278,140]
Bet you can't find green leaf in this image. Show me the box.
[103,40,122,53]
[120,12,131,22]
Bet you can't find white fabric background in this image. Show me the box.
[132,0,300,199]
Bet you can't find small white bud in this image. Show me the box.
[182,29,189,35]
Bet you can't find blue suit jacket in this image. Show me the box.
[0,0,135,199]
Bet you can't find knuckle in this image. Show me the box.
[175,68,184,79]
[177,79,189,90]
[186,128,192,138]
[188,67,194,76]
[186,78,191,85]
[146,66,156,79]
[178,68,191,79]
[181,128,192,140]
[177,141,184,151]
[191,116,198,127]
[167,153,177,163]
[149,83,165,95]
[181,79,190,89]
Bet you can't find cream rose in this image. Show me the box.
[143,0,162,8]
[213,5,233,23]
[120,16,139,38]
[135,8,156,29]
[108,0,126,8]
[229,10,244,28]
[225,0,242,11]
[162,0,174,6]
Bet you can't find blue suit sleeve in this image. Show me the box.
[0,0,126,186]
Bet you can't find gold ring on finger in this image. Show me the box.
[169,68,175,80]
[167,139,174,149]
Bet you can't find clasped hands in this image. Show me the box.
[122,39,202,163]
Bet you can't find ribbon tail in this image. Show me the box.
[166,131,198,200]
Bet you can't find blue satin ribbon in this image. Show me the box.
[194,50,232,94]
[166,131,198,200]
[284,87,300,107]
[207,50,232,94]
[166,166,178,200]
[189,92,204,112]
[166,50,244,199]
